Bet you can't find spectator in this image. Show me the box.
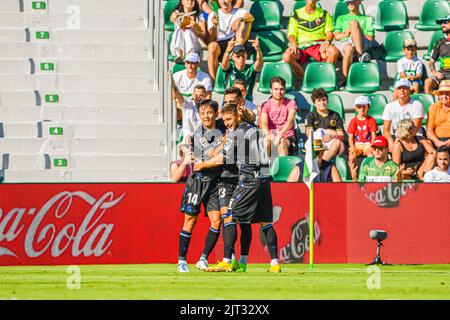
[222,86,256,124]
[426,80,450,147]
[349,136,401,182]
[170,144,194,182]
[305,88,345,161]
[170,0,208,62]
[283,0,339,79]
[172,52,213,98]
[198,0,243,19]
[423,146,450,182]
[260,77,298,157]
[394,39,423,98]
[392,119,436,181]
[333,0,374,86]
[382,79,424,150]
[287,138,342,182]
[233,78,258,124]
[347,96,378,163]
[207,0,254,80]
[172,80,207,144]
[424,15,450,94]
[221,38,263,101]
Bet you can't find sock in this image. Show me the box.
[223,222,237,261]
[239,255,248,265]
[261,224,278,260]
[239,223,252,257]
[231,253,236,261]
[270,259,279,266]
[178,230,192,261]
[201,227,220,260]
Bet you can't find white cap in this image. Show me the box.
[395,79,412,89]
[184,52,200,64]
[354,95,370,106]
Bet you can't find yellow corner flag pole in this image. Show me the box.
[309,178,314,270]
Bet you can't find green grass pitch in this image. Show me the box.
[0,264,449,300]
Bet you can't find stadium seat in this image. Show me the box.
[335,155,351,182]
[258,62,294,93]
[410,93,436,125]
[301,62,337,93]
[374,0,409,31]
[270,156,302,182]
[383,31,414,62]
[172,63,185,74]
[345,62,381,93]
[167,32,175,62]
[163,1,178,32]
[251,30,287,62]
[415,0,450,31]
[250,1,282,31]
[366,93,388,125]
[213,64,227,94]
[423,30,445,60]
[333,1,365,25]
[310,93,345,121]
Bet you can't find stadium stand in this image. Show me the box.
[269,155,302,182]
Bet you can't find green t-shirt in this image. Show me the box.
[287,7,334,48]
[335,13,374,41]
[358,157,399,182]
[225,62,257,101]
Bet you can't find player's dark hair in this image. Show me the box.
[222,103,239,115]
[270,76,286,89]
[194,84,206,92]
[311,88,328,103]
[224,86,243,99]
[174,0,201,19]
[436,146,450,155]
[198,99,219,113]
[233,78,247,87]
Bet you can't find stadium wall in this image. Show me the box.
[0,183,449,266]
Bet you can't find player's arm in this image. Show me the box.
[194,152,224,171]
[239,105,256,124]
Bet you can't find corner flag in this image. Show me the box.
[302,129,319,190]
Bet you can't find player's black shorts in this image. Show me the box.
[180,172,220,216]
[228,176,273,224]
[218,177,239,209]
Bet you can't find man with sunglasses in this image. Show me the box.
[424,14,450,94]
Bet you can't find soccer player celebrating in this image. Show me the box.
[177,99,224,272]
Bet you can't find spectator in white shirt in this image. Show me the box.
[424,146,450,182]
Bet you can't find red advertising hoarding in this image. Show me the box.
[0,183,448,266]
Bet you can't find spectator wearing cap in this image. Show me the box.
[283,0,339,79]
[382,79,424,150]
[207,0,254,80]
[349,136,401,182]
[333,0,374,87]
[347,95,378,163]
[287,138,342,182]
[220,37,263,102]
[394,38,423,99]
[260,77,298,157]
[305,88,345,162]
[426,80,450,147]
[170,0,208,62]
[424,14,450,94]
[392,119,436,181]
[423,146,450,182]
[172,52,213,98]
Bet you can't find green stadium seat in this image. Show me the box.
[410,93,436,125]
[172,63,185,74]
[383,31,414,62]
[333,1,365,25]
[250,1,282,31]
[258,62,294,93]
[253,30,287,62]
[167,32,175,62]
[335,155,351,182]
[301,62,337,93]
[423,30,445,60]
[270,156,302,182]
[415,0,450,31]
[213,64,227,94]
[345,62,381,93]
[374,0,409,31]
[163,1,178,32]
[310,93,345,120]
[366,93,388,126]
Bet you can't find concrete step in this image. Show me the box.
[0,91,160,107]
[0,74,154,91]
[0,154,48,170]
[0,138,167,154]
[0,106,161,122]
[45,0,149,15]
[0,13,147,29]
[0,42,150,59]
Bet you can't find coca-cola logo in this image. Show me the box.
[0,191,125,258]
[360,182,418,208]
[279,215,320,263]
